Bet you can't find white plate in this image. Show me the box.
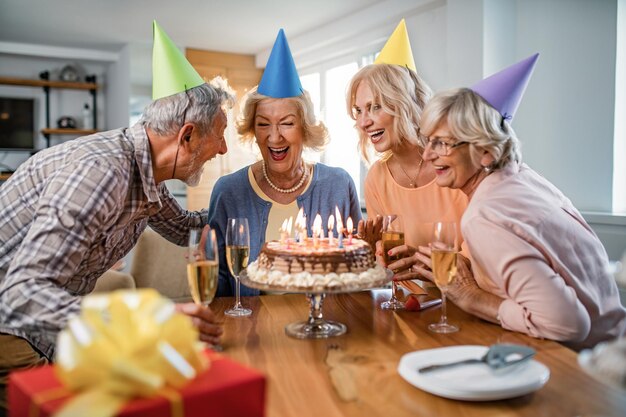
[398,345,550,401]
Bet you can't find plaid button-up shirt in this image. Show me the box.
[0,123,206,358]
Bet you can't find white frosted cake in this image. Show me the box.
[246,237,387,291]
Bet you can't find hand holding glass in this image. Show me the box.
[380,215,405,310]
[428,221,459,333]
[225,218,252,317]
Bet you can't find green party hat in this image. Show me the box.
[152,20,204,100]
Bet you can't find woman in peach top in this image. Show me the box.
[346,64,468,293]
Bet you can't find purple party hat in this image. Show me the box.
[258,29,303,98]
[470,53,539,122]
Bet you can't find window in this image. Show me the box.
[301,56,374,205]
[300,73,322,165]
[322,62,360,197]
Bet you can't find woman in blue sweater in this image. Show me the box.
[208,30,361,298]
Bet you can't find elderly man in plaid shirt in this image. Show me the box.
[0,23,235,413]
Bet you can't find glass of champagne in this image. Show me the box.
[380,214,406,310]
[428,221,459,333]
[187,227,219,308]
[225,218,252,317]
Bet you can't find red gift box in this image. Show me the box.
[8,351,265,417]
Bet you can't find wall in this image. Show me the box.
[105,44,131,132]
[512,0,617,213]
[508,0,624,258]
[278,0,625,259]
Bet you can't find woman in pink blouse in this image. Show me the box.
[391,54,626,350]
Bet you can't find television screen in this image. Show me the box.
[0,97,35,151]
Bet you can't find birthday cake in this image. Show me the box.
[245,237,388,290]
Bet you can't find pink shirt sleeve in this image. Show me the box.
[464,216,591,342]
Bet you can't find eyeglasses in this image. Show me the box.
[423,137,468,156]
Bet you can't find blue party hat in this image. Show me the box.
[258,29,303,98]
[470,53,539,123]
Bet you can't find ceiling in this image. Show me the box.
[0,0,381,54]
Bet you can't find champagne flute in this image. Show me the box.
[187,226,222,350]
[428,221,459,333]
[380,214,406,310]
[225,218,252,317]
[187,227,219,307]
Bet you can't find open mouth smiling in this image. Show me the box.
[269,146,289,161]
[368,129,384,143]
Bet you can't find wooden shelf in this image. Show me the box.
[41,128,97,135]
[0,76,98,90]
[0,173,12,181]
[0,73,100,148]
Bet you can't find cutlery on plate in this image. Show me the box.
[417,344,536,373]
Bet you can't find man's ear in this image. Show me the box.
[177,123,194,144]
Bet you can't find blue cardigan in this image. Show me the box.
[207,163,362,297]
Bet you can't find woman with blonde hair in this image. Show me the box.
[208,30,361,299]
[346,21,467,302]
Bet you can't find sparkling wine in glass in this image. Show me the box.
[428,221,459,333]
[187,227,219,307]
[380,214,406,310]
[225,218,252,317]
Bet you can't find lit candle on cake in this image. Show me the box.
[328,214,335,246]
[313,214,322,249]
[346,216,353,245]
[286,216,293,248]
[280,218,289,247]
[294,208,305,244]
[335,206,344,248]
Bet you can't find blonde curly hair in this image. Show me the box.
[236,86,329,151]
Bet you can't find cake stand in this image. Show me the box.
[240,268,392,339]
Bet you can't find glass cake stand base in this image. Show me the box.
[285,293,347,339]
[239,268,393,340]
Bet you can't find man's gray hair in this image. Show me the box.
[141,77,235,137]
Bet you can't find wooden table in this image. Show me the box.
[211,290,626,417]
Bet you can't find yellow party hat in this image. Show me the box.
[152,20,205,100]
[374,19,416,72]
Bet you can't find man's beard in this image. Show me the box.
[185,167,204,187]
[184,151,205,187]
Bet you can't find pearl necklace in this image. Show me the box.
[262,160,308,194]
[397,158,423,188]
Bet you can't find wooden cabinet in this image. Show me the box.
[185,49,263,211]
[0,72,99,148]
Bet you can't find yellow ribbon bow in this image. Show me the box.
[53,289,208,417]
